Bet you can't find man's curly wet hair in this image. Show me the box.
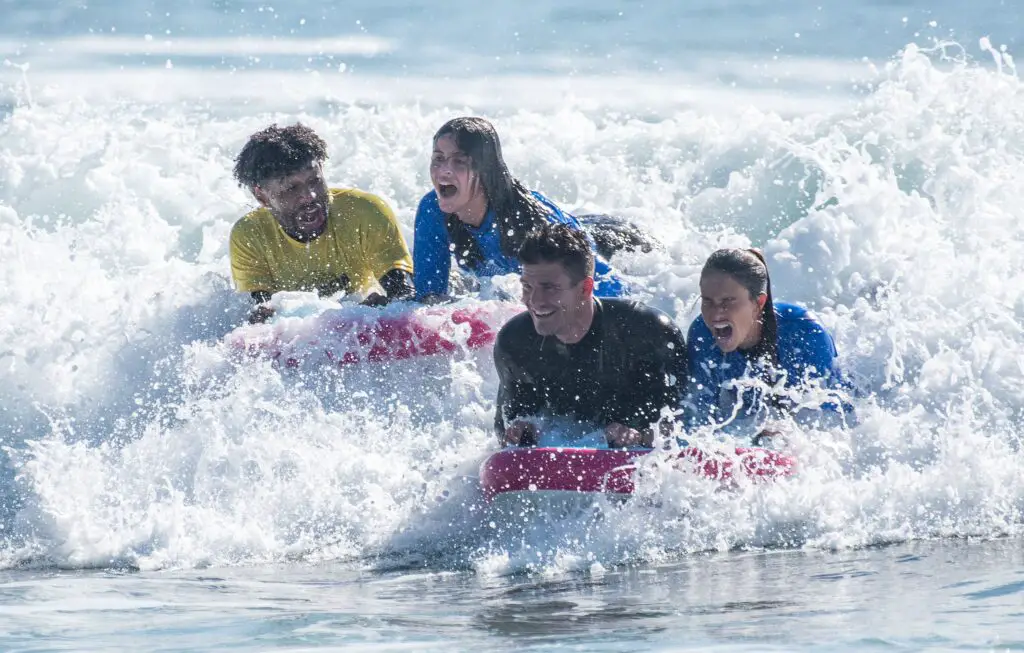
[232,123,329,189]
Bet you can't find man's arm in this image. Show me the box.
[230,221,279,324]
[345,191,413,286]
[379,268,415,300]
[493,330,543,445]
[607,312,689,445]
[247,290,275,324]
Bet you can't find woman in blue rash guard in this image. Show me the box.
[412,116,627,303]
[685,248,854,438]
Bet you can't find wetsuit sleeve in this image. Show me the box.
[413,193,452,301]
[683,318,720,427]
[379,268,415,300]
[780,317,856,418]
[616,313,688,430]
[229,219,274,293]
[493,330,542,436]
[783,319,839,382]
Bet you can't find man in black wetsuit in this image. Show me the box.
[493,223,688,448]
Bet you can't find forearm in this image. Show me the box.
[248,291,274,324]
[413,201,452,300]
[620,359,687,433]
[495,381,540,434]
[379,269,415,300]
[493,349,541,438]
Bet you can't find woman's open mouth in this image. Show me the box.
[438,183,458,199]
[712,322,734,344]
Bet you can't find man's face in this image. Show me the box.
[520,261,592,338]
[254,161,330,241]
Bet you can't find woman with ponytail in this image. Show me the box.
[413,117,628,302]
[685,248,850,434]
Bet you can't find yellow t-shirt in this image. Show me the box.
[229,188,413,296]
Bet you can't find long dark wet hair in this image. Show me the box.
[701,248,779,368]
[434,117,551,269]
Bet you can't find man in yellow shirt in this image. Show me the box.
[229,123,415,323]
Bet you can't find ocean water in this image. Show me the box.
[2,0,1024,650]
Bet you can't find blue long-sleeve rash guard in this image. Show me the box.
[685,302,854,430]
[412,189,625,300]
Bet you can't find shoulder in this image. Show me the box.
[602,299,683,339]
[775,301,827,335]
[329,188,396,220]
[686,314,712,340]
[602,297,667,321]
[493,311,540,364]
[527,190,570,218]
[774,301,813,321]
[528,189,557,207]
[230,206,274,242]
[495,311,537,354]
[414,191,445,228]
[416,190,442,214]
[774,301,837,357]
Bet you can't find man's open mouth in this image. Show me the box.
[297,204,324,225]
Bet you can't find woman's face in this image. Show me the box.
[430,133,485,216]
[699,271,766,353]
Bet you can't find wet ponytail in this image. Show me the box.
[744,248,779,368]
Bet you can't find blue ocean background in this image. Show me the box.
[1,1,1023,650]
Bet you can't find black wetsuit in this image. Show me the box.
[493,298,688,437]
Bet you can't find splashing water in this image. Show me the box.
[1,41,1023,578]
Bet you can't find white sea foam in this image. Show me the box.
[0,41,1022,573]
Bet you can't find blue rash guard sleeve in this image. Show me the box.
[774,304,855,415]
[777,312,838,385]
[413,191,453,300]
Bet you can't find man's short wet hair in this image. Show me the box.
[232,123,328,189]
[517,222,595,284]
